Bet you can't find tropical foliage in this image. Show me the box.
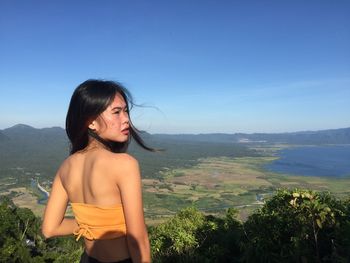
[0,196,83,263]
[150,190,350,262]
[1,190,349,262]
[243,189,350,262]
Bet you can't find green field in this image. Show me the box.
[2,148,350,225]
[143,155,350,223]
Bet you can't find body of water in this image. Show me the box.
[30,178,49,204]
[265,145,350,177]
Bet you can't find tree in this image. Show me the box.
[0,197,42,262]
[149,206,243,262]
[242,189,350,262]
[0,196,83,262]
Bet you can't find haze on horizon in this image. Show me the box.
[0,1,349,134]
[2,123,350,137]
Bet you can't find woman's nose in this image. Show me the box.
[122,111,129,123]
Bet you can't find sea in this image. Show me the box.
[265,145,350,177]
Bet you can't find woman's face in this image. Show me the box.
[90,93,130,143]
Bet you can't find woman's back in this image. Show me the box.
[60,148,123,206]
[59,148,132,262]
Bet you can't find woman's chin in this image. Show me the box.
[112,136,129,143]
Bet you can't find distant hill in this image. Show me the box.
[0,130,8,142]
[2,124,67,143]
[155,127,350,145]
[0,124,69,177]
[1,124,349,180]
[0,124,256,180]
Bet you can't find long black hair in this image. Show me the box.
[66,79,154,154]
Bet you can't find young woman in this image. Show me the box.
[42,79,153,263]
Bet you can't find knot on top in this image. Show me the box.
[73,223,95,241]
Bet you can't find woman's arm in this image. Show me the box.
[117,154,151,263]
[41,172,78,238]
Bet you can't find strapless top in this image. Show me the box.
[71,202,127,241]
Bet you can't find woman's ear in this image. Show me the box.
[88,120,97,131]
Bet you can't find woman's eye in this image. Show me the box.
[113,108,128,115]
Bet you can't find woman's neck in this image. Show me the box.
[84,137,109,152]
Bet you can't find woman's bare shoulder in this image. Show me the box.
[112,153,139,168]
[105,153,140,178]
[55,153,82,177]
[113,152,138,163]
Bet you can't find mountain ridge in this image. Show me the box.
[0,123,256,180]
[1,124,349,145]
[2,124,350,138]
[1,124,349,181]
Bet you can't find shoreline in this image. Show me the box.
[37,181,50,198]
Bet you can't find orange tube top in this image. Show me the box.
[71,202,127,241]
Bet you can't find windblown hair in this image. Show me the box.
[66,79,154,154]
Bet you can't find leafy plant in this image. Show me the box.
[243,189,350,262]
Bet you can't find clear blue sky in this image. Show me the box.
[1,1,349,133]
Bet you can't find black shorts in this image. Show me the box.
[80,251,132,263]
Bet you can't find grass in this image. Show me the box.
[3,146,350,225]
[8,187,46,216]
[142,154,350,223]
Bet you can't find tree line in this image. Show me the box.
[1,189,349,262]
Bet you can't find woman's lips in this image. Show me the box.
[121,128,129,135]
